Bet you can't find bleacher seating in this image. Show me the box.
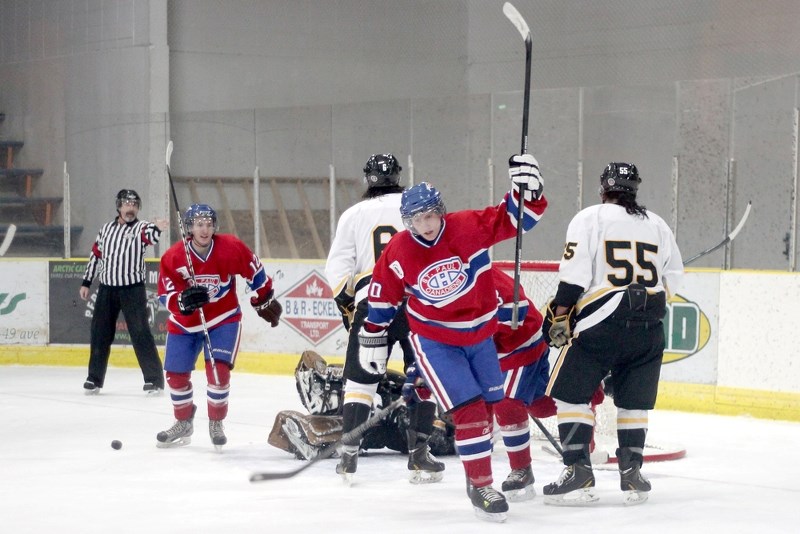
[0,113,82,256]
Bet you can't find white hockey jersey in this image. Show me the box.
[324,193,404,305]
[559,203,684,331]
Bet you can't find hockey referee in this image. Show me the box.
[79,189,168,395]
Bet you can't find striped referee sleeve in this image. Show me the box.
[86,220,161,287]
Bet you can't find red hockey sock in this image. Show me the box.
[206,360,230,421]
[166,371,194,420]
[495,398,531,470]
[452,399,494,487]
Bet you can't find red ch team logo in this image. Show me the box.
[279,271,340,345]
[418,257,467,302]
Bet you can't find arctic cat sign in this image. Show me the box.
[278,271,340,345]
[663,294,711,363]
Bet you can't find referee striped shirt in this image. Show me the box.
[82,219,162,287]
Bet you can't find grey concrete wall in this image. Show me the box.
[0,0,169,256]
[3,0,800,268]
[167,0,470,111]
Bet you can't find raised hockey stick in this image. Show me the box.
[503,2,532,329]
[683,201,752,265]
[249,397,404,482]
[0,224,17,256]
[166,141,220,385]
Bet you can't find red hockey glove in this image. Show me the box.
[402,364,432,405]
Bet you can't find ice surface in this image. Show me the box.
[1,366,797,533]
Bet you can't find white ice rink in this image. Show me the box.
[1,365,798,533]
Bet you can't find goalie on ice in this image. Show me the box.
[268,350,455,462]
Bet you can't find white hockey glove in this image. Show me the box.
[357,330,389,375]
[509,153,544,200]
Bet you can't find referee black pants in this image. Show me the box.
[87,282,164,388]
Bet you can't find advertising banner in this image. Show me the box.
[48,260,170,345]
[237,260,349,356]
[659,272,720,384]
[0,262,48,345]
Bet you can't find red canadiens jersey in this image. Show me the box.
[366,192,547,346]
[492,266,547,371]
[158,234,271,334]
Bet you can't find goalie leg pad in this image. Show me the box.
[268,410,343,460]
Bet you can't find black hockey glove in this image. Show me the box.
[178,285,209,315]
[334,293,356,331]
[542,300,575,348]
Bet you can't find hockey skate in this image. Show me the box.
[335,445,358,484]
[543,462,599,506]
[618,448,651,505]
[501,464,536,502]
[83,380,100,395]
[209,419,227,452]
[407,443,445,484]
[469,484,508,523]
[143,382,164,396]
[156,405,196,448]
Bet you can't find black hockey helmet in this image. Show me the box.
[115,189,141,209]
[363,153,402,188]
[600,162,641,195]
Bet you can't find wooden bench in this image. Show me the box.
[0,140,23,169]
[0,196,63,225]
[0,168,44,196]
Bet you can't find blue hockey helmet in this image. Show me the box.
[184,203,218,234]
[400,182,446,234]
[600,162,641,195]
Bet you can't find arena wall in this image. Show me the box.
[1,258,798,421]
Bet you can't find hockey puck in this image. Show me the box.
[111,440,123,450]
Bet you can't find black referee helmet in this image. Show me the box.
[116,189,141,209]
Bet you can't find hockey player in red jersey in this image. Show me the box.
[360,154,547,522]
[156,203,282,450]
[490,265,550,502]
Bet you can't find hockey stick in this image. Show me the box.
[249,397,404,482]
[165,141,220,385]
[683,201,752,265]
[531,416,564,456]
[503,2,532,329]
[0,224,16,256]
